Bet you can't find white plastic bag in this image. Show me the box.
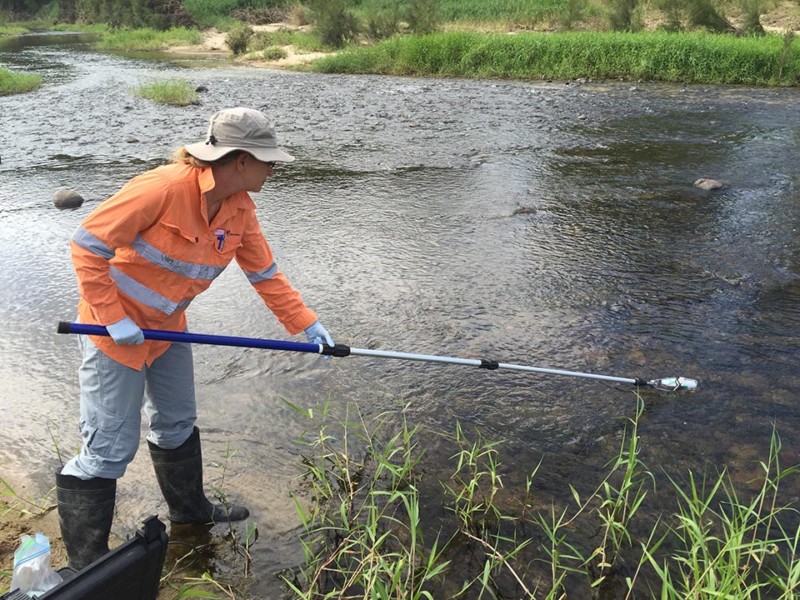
[10,532,62,597]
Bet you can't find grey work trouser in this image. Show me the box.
[61,334,197,480]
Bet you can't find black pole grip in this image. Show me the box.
[57,321,74,334]
[321,343,351,357]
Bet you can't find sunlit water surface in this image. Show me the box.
[1,32,799,597]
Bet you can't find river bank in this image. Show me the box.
[165,12,800,86]
[165,23,333,69]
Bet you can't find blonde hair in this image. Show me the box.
[171,147,245,168]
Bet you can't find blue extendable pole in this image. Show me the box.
[57,321,323,354]
[56,321,697,391]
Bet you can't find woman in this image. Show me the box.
[57,107,334,571]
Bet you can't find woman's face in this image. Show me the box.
[241,154,275,192]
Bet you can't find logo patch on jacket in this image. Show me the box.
[214,229,227,251]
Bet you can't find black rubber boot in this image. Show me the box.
[148,427,249,524]
[56,471,116,571]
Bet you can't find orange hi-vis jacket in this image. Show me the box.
[71,162,318,370]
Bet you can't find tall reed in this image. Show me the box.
[311,30,800,85]
[282,396,800,599]
[281,400,449,599]
[640,428,800,598]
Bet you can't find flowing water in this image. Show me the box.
[1,32,799,597]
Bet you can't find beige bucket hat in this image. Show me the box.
[185,107,295,163]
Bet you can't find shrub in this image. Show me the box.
[226,23,253,54]
[561,0,588,30]
[288,2,311,26]
[230,5,287,24]
[248,30,273,51]
[687,0,736,32]
[182,0,239,27]
[263,45,288,60]
[608,0,644,31]
[739,0,771,34]
[364,0,403,40]
[657,0,687,31]
[406,0,440,34]
[309,0,360,48]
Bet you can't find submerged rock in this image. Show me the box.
[53,188,84,209]
[694,178,724,190]
[512,205,537,216]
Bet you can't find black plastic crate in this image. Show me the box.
[3,516,168,600]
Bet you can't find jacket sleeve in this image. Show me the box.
[70,171,170,325]
[235,210,318,335]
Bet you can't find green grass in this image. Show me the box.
[182,0,293,28]
[310,29,800,86]
[437,0,566,24]
[281,398,800,598]
[50,22,110,34]
[0,24,29,35]
[96,27,202,51]
[134,79,198,106]
[1,475,53,516]
[0,68,43,95]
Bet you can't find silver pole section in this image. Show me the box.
[349,347,637,384]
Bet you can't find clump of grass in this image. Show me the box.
[182,0,259,29]
[641,429,800,598]
[311,29,800,86]
[281,399,450,598]
[96,27,201,51]
[0,475,53,516]
[265,28,328,51]
[262,45,288,60]
[134,79,198,106]
[0,24,29,35]
[0,68,43,95]
[282,395,800,598]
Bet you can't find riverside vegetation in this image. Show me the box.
[273,397,800,599]
[1,0,799,98]
[3,397,800,598]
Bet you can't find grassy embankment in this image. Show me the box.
[0,23,200,97]
[311,29,800,85]
[2,0,799,92]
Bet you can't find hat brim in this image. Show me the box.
[185,142,294,163]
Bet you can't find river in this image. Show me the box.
[1,32,799,598]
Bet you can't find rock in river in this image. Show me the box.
[53,188,84,209]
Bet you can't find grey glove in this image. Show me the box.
[106,316,144,345]
[304,320,334,347]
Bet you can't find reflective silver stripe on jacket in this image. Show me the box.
[110,267,193,316]
[132,236,225,280]
[72,227,114,259]
[244,263,278,284]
